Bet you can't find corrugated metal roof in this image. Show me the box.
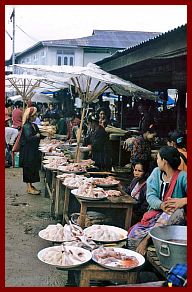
[96,24,186,65]
[12,30,160,60]
[43,30,160,49]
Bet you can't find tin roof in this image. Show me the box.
[42,29,160,49]
[96,24,186,65]
[13,30,160,59]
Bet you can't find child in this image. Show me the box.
[125,160,149,224]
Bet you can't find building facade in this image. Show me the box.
[6,30,160,69]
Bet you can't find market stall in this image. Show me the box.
[13,63,157,162]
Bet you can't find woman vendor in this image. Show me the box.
[97,107,109,128]
[127,145,187,255]
[83,114,112,171]
[19,107,42,195]
[123,126,157,172]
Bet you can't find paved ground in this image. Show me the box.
[5,167,67,287]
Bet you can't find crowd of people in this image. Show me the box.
[5,98,187,263]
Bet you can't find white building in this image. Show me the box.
[6,30,160,68]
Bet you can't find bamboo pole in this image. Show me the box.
[85,77,91,103]
[22,79,26,110]
[8,79,23,96]
[89,84,109,103]
[75,106,86,162]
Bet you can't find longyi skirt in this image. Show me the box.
[23,166,40,183]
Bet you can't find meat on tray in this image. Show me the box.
[94,177,120,185]
[75,184,106,198]
[39,222,83,242]
[85,225,125,241]
[63,176,94,188]
[105,190,122,197]
[41,245,87,266]
[93,247,139,268]
[58,163,87,172]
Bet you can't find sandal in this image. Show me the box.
[27,189,40,195]
[32,186,41,193]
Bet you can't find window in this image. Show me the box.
[41,50,46,57]
[64,56,68,65]
[57,56,62,66]
[70,57,73,66]
[56,51,74,66]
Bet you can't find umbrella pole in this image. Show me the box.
[118,96,123,166]
[75,106,86,162]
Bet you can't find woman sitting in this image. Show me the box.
[125,160,150,225]
[127,146,187,255]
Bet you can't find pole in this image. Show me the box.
[12,8,15,74]
[118,95,123,166]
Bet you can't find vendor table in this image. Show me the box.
[57,261,139,287]
[146,245,168,279]
[55,172,66,220]
[63,187,136,230]
[63,186,73,225]
[44,167,57,218]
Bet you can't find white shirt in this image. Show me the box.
[5,127,18,145]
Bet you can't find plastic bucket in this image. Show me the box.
[14,152,20,168]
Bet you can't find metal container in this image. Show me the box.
[149,225,187,269]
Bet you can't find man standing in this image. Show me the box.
[12,101,23,130]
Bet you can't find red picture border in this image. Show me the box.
[1,1,191,291]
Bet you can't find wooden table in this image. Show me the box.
[146,246,168,279]
[54,171,66,220]
[43,166,57,218]
[62,185,76,225]
[63,187,136,230]
[109,281,165,287]
[57,261,139,287]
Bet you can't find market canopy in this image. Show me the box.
[7,93,56,104]
[13,63,157,162]
[5,74,68,105]
[13,63,157,104]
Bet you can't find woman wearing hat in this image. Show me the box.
[19,107,41,195]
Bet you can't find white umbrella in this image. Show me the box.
[8,93,55,104]
[13,63,156,101]
[5,74,68,108]
[7,94,22,102]
[13,63,157,161]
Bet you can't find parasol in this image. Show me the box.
[13,63,157,161]
[5,74,67,109]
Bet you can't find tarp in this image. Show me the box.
[158,95,175,105]
[8,93,56,103]
[13,63,157,102]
